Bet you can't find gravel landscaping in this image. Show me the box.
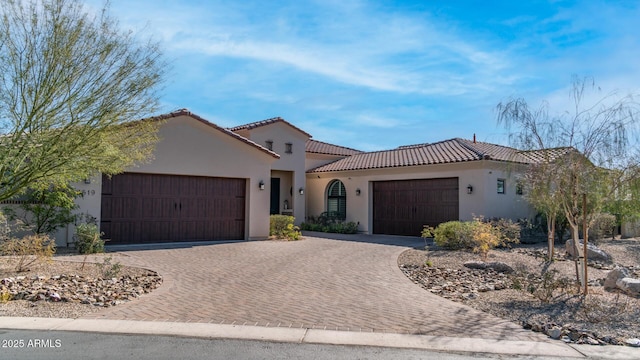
[398,238,640,346]
[0,253,162,318]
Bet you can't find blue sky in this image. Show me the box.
[94,0,640,151]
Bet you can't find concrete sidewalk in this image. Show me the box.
[6,317,635,359]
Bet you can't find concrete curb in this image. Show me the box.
[0,317,593,358]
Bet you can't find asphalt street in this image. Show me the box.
[1,330,559,360]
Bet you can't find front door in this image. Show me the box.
[270,178,280,215]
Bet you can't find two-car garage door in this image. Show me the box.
[100,173,246,244]
[373,177,459,236]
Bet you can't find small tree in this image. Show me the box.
[3,184,79,234]
[0,0,165,201]
[497,76,640,293]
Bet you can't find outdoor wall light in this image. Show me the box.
[298,187,304,195]
[356,188,361,196]
[467,185,473,194]
[84,178,91,184]
[259,181,265,190]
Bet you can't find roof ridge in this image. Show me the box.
[454,138,487,160]
[228,117,311,137]
[307,139,363,153]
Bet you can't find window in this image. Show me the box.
[285,142,292,154]
[327,180,346,220]
[265,140,273,151]
[497,179,505,194]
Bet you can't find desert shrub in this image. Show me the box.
[589,213,617,241]
[270,215,301,240]
[0,286,11,302]
[96,256,123,278]
[512,268,575,303]
[486,218,521,245]
[432,218,520,259]
[300,213,358,234]
[74,223,105,254]
[432,221,474,249]
[0,234,56,272]
[470,220,502,261]
[580,293,633,323]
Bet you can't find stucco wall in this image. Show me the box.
[64,115,277,245]
[305,160,533,234]
[241,122,308,224]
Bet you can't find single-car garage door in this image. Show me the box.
[101,173,246,244]
[373,177,459,236]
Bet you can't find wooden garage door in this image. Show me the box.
[373,178,459,236]
[101,173,245,244]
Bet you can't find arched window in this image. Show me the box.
[327,180,346,220]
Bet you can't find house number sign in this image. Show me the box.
[82,189,96,196]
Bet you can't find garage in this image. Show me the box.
[373,177,459,236]
[100,173,246,244]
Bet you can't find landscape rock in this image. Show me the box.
[604,267,630,290]
[626,338,640,347]
[565,239,612,263]
[0,272,162,307]
[400,264,510,301]
[616,277,640,297]
[547,327,563,339]
[462,261,514,273]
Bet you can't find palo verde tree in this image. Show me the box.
[497,77,640,294]
[0,0,165,202]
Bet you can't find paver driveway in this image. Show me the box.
[81,235,547,341]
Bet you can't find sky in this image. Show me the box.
[90,0,640,151]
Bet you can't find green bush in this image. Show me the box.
[432,221,474,249]
[589,213,617,241]
[270,215,301,241]
[300,213,358,234]
[431,218,520,257]
[74,223,105,254]
[328,221,358,234]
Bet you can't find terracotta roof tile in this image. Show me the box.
[229,117,312,138]
[306,139,363,156]
[146,109,280,159]
[518,147,575,163]
[307,138,539,173]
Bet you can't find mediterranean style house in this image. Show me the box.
[52,109,541,246]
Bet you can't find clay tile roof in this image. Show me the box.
[146,109,280,159]
[518,147,575,164]
[306,139,363,156]
[229,117,312,138]
[308,138,538,173]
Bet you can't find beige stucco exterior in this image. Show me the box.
[44,111,545,246]
[306,160,533,234]
[232,121,309,224]
[56,114,278,246]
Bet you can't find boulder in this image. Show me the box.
[547,327,563,340]
[565,239,612,263]
[616,278,640,297]
[604,267,630,290]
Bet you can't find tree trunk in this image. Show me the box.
[570,223,583,290]
[547,215,555,261]
[582,194,588,295]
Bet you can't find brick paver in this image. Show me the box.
[78,235,548,341]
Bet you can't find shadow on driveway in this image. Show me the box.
[302,231,429,248]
